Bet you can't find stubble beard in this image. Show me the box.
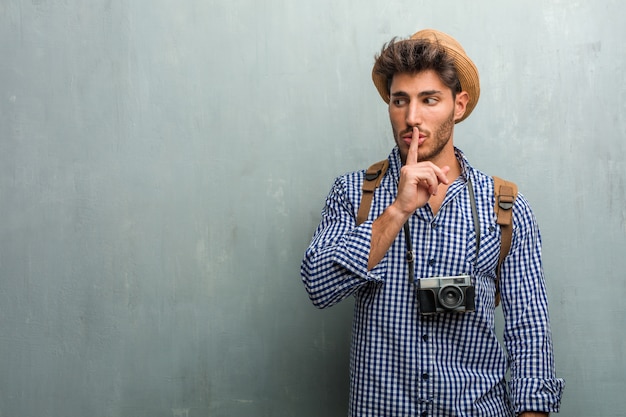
[415,110,455,162]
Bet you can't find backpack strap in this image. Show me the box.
[356,159,389,225]
[492,176,518,306]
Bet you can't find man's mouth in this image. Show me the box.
[402,129,426,146]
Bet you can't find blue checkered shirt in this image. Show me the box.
[301,147,564,416]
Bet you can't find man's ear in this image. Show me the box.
[454,91,470,122]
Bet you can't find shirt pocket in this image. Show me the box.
[465,219,501,280]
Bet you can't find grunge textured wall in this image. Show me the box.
[1,1,624,416]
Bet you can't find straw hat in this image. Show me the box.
[372,29,480,123]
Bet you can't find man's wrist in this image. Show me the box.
[386,201,412,224]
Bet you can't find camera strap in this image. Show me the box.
[403,221,415,285]
[467,177,481,267]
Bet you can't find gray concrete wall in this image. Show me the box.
[1,1,624,416]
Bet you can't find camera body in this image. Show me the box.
[417,275,475,315]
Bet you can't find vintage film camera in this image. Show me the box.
[417,275,475,315]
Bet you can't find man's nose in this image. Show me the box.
[406,103,422,127]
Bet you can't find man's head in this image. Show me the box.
[372,29,480,123]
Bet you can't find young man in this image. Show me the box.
[301,29,564,416]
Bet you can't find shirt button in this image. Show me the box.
[428,259,436,266]
[431,222,437,229]
[421,412,428,417]
[422,334,428,342]
[422,373,429,380]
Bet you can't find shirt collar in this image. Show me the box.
[454,147,473,183]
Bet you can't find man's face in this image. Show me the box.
[388,70,467,165]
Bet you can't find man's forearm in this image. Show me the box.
[368,204,409,270]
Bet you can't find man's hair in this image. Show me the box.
[373,38,462,97]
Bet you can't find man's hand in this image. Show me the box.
[393,127,450,216]
[367,129,450,270]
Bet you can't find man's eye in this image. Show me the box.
[424,97,438,104]
[392,99,407,106]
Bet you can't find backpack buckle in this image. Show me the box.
[498,194,514,210]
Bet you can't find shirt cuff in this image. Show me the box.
[509,377,565,414]
[331,220,387,282]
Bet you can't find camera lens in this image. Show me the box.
[438,285,464,310]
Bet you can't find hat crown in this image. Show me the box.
[411,29,467,54]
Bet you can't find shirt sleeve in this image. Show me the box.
[301,176,388,309]
[500,195,565,413]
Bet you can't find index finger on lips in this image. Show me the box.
[406,127,419,165]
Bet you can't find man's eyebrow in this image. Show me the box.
[390,90,444,98]
[418,90,443,97]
